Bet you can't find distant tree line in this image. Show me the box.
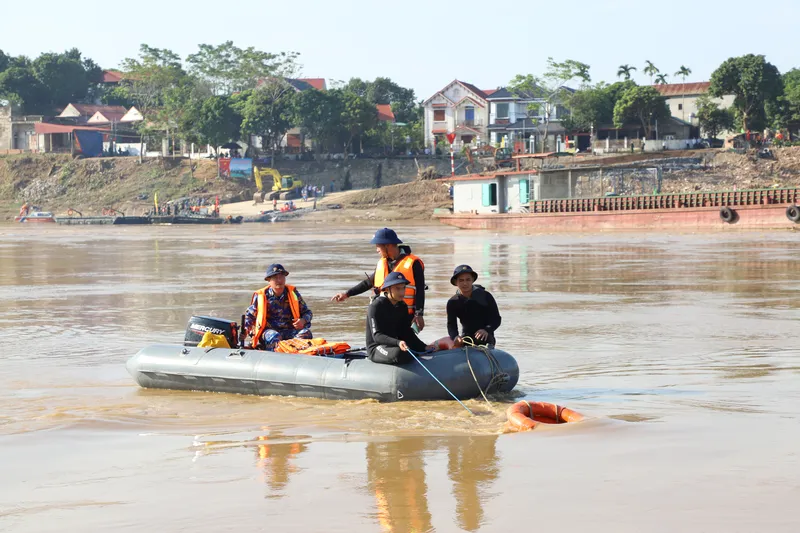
[0,42,424,157]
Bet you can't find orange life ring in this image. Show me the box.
[505,400,585,432]
[67,208,74,216]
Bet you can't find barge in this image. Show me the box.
[436,187,800,232]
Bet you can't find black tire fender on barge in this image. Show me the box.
[720,206,737,224]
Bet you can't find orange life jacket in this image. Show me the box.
[374,254,423,315]
[274,337,351,356]
[251,285,301,347]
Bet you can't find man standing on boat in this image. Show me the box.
[331,228,426,332]
[367,272,432,364]
[244,264,313,350]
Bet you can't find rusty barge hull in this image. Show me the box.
[436,205,797,232]
[437,188,800,232]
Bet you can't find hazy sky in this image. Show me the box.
[4,0,799,99]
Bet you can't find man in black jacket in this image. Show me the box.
[446,265,502,347]
[367,272,432,365]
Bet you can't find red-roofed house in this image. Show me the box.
[58,104,127,124]
[652,82,735,137]
[423,80,491,151]
[298,78,327,91]
[101,70,123,84]
[87,109,126,125]
[376,104,395,122]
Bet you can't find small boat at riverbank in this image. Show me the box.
[15,211,56,223]
[150,215,243,225]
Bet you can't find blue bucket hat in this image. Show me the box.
[381,271,410,290]
[264,263,289,280]
[450,264,478,286]
[370,228,403,245]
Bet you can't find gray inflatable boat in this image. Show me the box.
[127,344,519,402]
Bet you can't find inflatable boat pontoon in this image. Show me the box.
[127,344,519,402]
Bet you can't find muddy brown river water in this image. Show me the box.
[1,224,799,532]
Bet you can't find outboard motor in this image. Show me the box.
[184,316,239,348]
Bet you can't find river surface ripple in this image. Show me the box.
[0,224,799,532]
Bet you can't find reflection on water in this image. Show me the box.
[254,430,309,496]
[2,225,800,532]
[367,436,501,533]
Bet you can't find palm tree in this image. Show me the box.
[617,64,637,81]
[643,61,659,84]
[655,73,669,85]
[674,65,692,123]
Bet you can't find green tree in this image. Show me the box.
[643,60,659,84]
[335,88,378,155]
[709,54,783,132]
[770,68,800,127]
[119,45,190,159]
[655,73,669,85]
[674,65,692,123]
[237,79,297,159]
[613,85,670,138]
[32,51,92,109]
[0,65,47,113]
[695,95,734,139]
[186,41,299,95]
[510,57,591,151]
[193,95,241,148]
[294,88,344,152]
[0,49,10,74]
[617,64,636,81]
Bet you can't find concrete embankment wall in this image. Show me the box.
[272,158,456,190]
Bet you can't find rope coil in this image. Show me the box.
[461,337,510,407]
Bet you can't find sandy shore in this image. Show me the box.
[218,189,437,223]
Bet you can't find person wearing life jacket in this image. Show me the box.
[243,263,313,350]
[447,265,502,348]
[366,272,433,365]
[332,227,426,332]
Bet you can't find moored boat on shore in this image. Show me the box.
[436,187,800,232]
[15,211,56,223]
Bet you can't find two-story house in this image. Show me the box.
[423,80,493,151]
[487,87,572,152]
[653,82,735,139]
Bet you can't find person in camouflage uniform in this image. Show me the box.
[244,264,313,350]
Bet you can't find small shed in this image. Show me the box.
[445,171,534,214]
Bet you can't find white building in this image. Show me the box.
[486,87,571,148]
[448,172,532,214]
[423,80,493,152]
[448,167,585,214]
[653,82,735,138]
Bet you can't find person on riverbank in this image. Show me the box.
[244,264,313,350]
[331,228,426,332]
[367,272,432,364]
[447,265,501,347]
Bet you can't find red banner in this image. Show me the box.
[218,158,231,178]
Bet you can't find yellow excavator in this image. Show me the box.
[253,167,304,203]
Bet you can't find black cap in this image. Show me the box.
[264,263,289,280]
[370,227,403,245]
[381,271,410,290]
[450,264,478,286]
